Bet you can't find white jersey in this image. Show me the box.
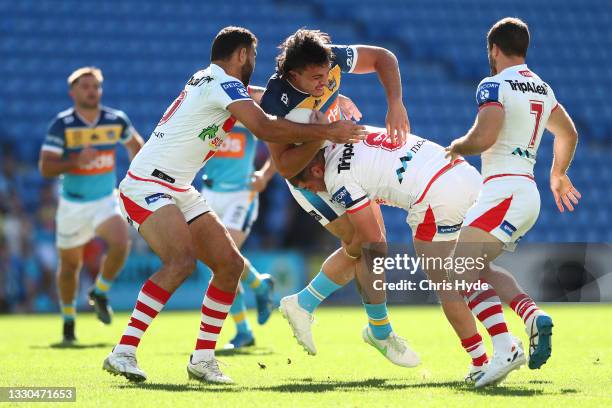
[323,127,457,212]
[128,64,251,187]
[475,64,558,179]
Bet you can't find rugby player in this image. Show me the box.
[200,121,276,349]
[257,29,418,366]
[446,17,580,387]
[291,126,521,380]
[101,26,367,384]
[39,67,144,343]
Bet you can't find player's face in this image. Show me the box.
[240,45,256,86]
[69,75,101,109]
[289,64,331,97]
[296,164,326,193]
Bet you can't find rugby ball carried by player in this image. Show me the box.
[284,107,315,124]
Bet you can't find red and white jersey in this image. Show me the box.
[476,64,558,179]
[128,64,251,187]
[323,127,462,212]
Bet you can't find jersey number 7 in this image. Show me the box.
[528,100,544,148]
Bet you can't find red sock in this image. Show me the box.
[510,293,541,325]
[461,333,488,367]
[115,279,171,354]
[464,281,513,351]
[192,284,236,362]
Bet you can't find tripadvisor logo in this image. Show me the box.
[198,124,219,142]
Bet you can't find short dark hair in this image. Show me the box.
[276,29,332,77]
[487,17,530,58]
[288,149,325,186]
[210,26,257,61]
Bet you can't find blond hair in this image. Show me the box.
[67,66,103,87]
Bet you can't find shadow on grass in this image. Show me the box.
[215,347,275,357]
[112,377,548,396]
[32,342,113,350]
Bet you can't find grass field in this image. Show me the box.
[1,304,611,407]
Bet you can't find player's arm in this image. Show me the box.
[445,106,505,160]
[247,85,266,105]
[350,45,409,140]
[123,130,144,160]
[546,103,581,212]
[265,140,324,179]
[344,201,387,260]
[227,100,367,145]
[38,148,96,178]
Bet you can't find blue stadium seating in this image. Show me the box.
[1,0,610,243]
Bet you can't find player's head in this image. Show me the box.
[289,149,327,192]
[67,66,103,109]
[487,17,530,75]
[211,26,258,86]
[276,29,332,97]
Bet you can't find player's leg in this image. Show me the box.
[225,283,255,349]
[413,238,488,378]
[56,245,84,344]
[480,262,552,370]
[104,198,196,382]
[453,226,525,387]
[187,211,244,383]
[89,210,130,325]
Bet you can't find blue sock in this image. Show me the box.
[61,301,76,322]
[297,271,342,314]
[94,276,112,295]
[242,261,266,295]
[230,291,251,335]
[364,302,393,340]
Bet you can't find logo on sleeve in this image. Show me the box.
[499,220,517,236]
[221,81,250,100]
[437,223,463,234]
[331,186,353,208]
[476,82,500,105]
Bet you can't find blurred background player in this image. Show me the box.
[259,29,418,366]
[200,119,276,349]
[446,17,581,387]
[38,67,144,344]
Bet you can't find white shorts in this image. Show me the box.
[56,192,122,249]
[408,161,483,242]
[118,171,210,230]
[201,188,259,234]
[463,174,540,251]
[287,180,345,226]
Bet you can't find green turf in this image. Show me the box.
[1,304,611,407]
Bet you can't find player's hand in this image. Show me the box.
[338,95,362,122]
[326,120,368,144]
[550,173,581,213]
[250,170,269,193]
[385,100,410,146]
[444,139,463,162]
[77,146,97,166]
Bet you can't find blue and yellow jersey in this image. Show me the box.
[260,45,358,121]
[201,124,257,192]
[41,106,134,202]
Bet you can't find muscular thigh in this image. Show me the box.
[139,204,194,262]
[188,212,242,271]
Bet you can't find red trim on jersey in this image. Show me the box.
[347,199,371,214]
[468,196,513,232]
[127,171,190,192]
[222,116,237,132]
[478,101,503,111]
[119,192,153,225]
[483,173,535,183]
[551,103,560,113]
[414,206,437,241]
[413,159,465,205]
